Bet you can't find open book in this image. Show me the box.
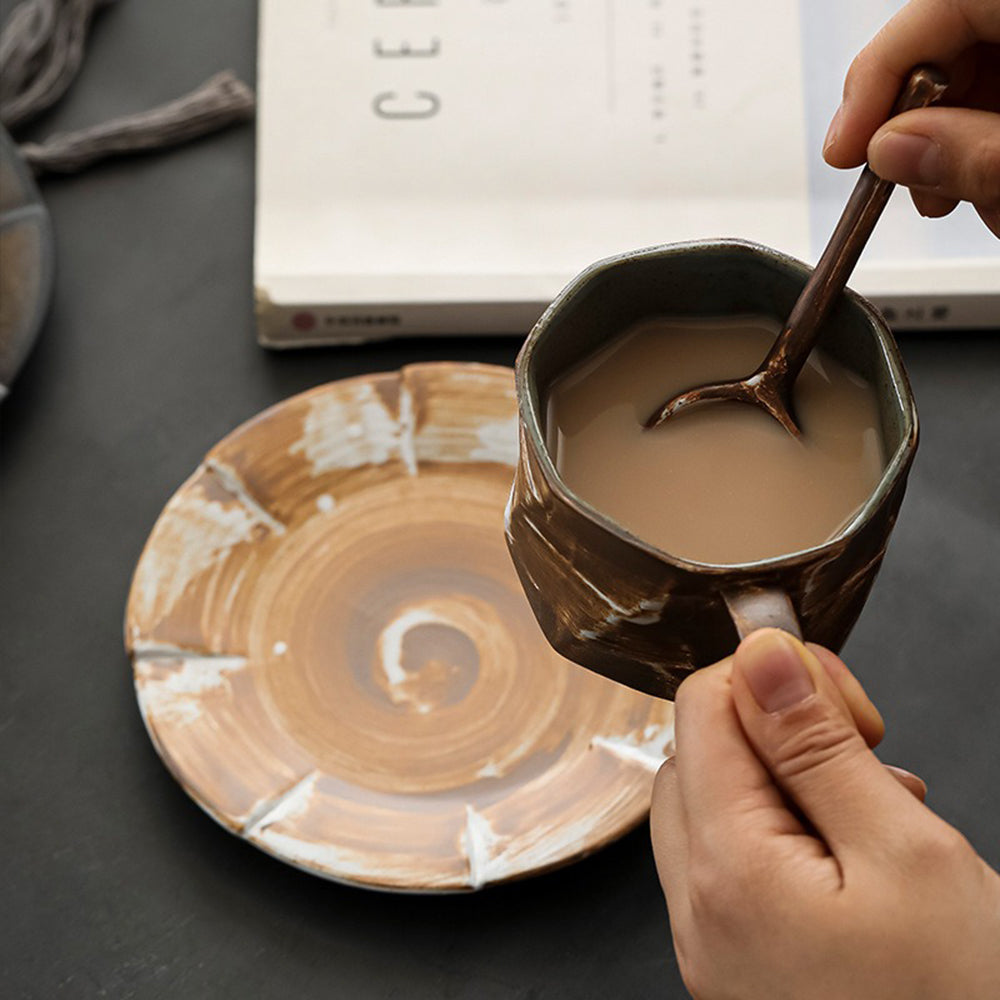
[255,0,999,345]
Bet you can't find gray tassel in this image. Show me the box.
[0,0,117,129]
[20,71,256,174]
[0,0,255,175]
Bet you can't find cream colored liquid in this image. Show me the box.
[546,316,885,565]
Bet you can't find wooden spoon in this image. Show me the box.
[644,66,948,435]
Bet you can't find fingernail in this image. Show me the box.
[738,630,816,713]
[823,104,842,156]
[869,131,943,187]
[885,764,928,799]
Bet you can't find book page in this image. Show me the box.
[257,0,810,299]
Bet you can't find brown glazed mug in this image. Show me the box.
[504,239,918,700]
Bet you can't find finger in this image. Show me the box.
[944,41,1000,111]
[673,658,811,843]
[806,644,884,749]
[867,107,1000,214]
[911,189,960,218]
[730,629,921,861]
[961,43,1000,112]
[976,204,1000,238]
[824,0,1000,167]
[885,763,928,802]
[650,759,691,924]
[805,645,926,798]
[673,645,868,836]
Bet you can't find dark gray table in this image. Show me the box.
[2,2,998,997]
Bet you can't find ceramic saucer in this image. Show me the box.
[125,362,674,891]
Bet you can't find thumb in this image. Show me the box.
[867,107,1000,234]
[731,629,918,859]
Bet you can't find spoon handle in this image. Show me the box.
[762,66,948,382]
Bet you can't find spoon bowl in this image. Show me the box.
[644,66,947,435]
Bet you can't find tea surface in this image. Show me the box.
[546,316,885,564]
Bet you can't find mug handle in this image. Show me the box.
[723,587,802,641]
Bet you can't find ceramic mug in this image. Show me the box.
[505,239,918,699]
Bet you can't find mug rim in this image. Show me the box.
[515,238,919,575]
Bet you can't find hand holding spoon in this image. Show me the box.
[644,66,948,435]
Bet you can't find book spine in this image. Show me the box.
[255,288,549,345]
[255,287,998,345]
[867,294,999,331]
